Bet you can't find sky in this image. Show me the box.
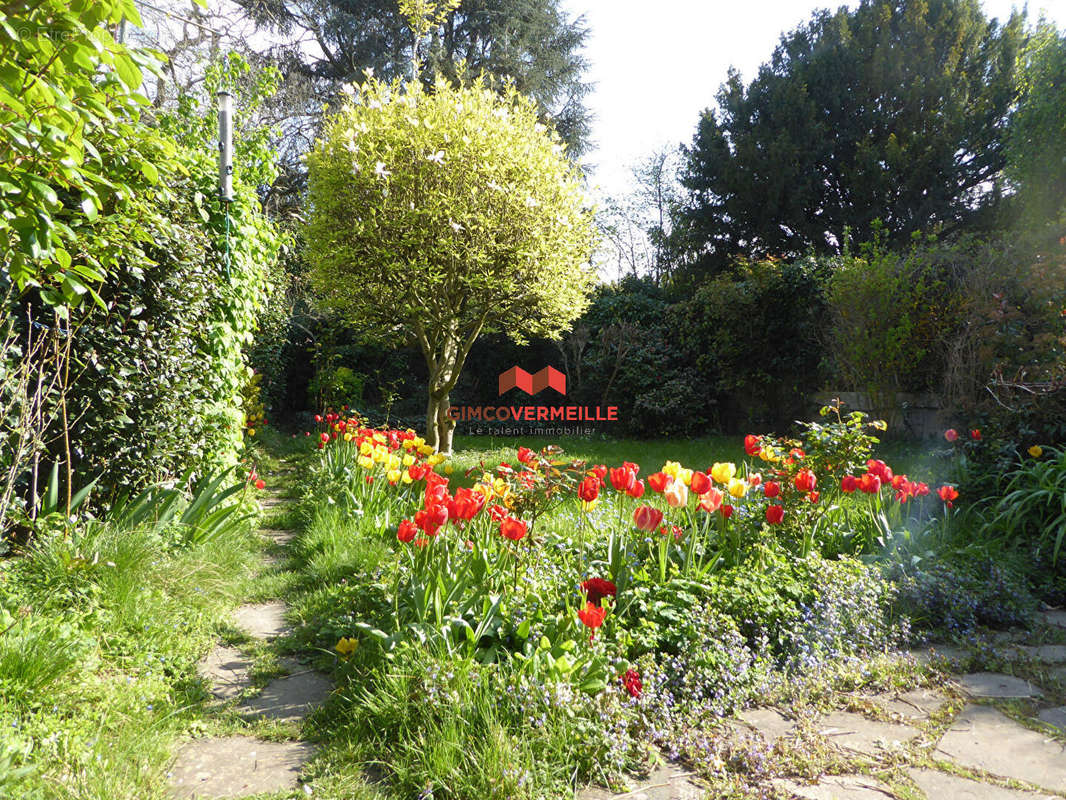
[562,0,1066,200]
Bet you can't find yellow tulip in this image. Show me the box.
[427,453,445,466]
[662,461,681,479]
[402,453,415,466]
[335,637,358,658]
[412,436,425,447]
[727,477,748,498]
[343,432,354,442]
[678,467,693,486]
[710,462,737,484]
[401,471,413,484]
[419,444,434,456]
[1029,445,1043,458]
[357,455,374,469]
[387,468,401,483]
[359,441,373,456]
[444,464,454,475]
[247,428,255,436]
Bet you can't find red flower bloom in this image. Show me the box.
[793,468,817,493]
[744,434,762,456]
[632,505,664,531]
[748,472,762,487]
[689,471,712,495]
[517,446,535,465]
[840,475,858,493]
[314,414,323,423]
[807,491,820,503]
[621,668,642,698]
[408,463,432,481]
[577,601,607,633]
[578,476,600,503]
[765,504,785,525]
[913,481,931,497]
[254,479,265,490]
[944,428,959,442]
[720,504,734,519]
[865,459,893,482]
[859,473,881,494]
[415,504,449,536]
[647,472,671,493]
[970,429,982,441]
[699,487,724,513]
[449,487,485,521]
[320,432,330,443]
[591,464,607,482]
[763,480,781,499]
[500,516,528,541]
[627,479,646,499]
[937,484,960,508]
[580,578,617,606]
[397,519,417,543]
[609,466,637,492]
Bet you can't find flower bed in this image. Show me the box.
[296,403,957,797]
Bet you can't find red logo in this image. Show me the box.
[498,366,567,396]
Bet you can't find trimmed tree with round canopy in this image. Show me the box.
[305,73,596,454]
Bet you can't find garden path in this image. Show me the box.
[581,614,1066,799]
[167,488,328,799]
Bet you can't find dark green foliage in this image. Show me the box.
[675,0,1025,277]
[236,0,592,156]
[671,258,829,431]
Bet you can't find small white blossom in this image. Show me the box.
[374,161,391,179]
[427,150,445,164]
[449,219,464,233]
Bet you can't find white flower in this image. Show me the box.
[339,83,356,96]
[374,161,391,179]
[368,99,382,110]
[449,219,464,233]
[426,150,445,164]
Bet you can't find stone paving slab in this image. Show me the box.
[955,672,1042,699]
[1037,706,1066,732]
[238,662,333,723]
[232,602,290,640]
[736,708,796,745]
[578,764,705,799]
[936,705,1066,792]
[907,768,1058,800]
[196,645,253,702]
[773,775,894,799]
[168,736,315,799]
[870,687,948,721]
[817,711,918,756]
[1041,611,1066,629]
[258,497,292,509]
[260,529,296,545]
[1014,645,1066,663]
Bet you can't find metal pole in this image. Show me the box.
[217,91,233,279]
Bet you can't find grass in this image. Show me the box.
[0,485,265,799]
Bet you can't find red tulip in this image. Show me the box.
[765,504,784,525]
[944,428,958,442]
[320,432,329,443]
[500,516,528,541]
[970,429,982,441]
[609,466,636,492]
[647,472,671,493]
[627,479,646,499]
[415,504,449,536]
[744,434,761,456]
[937,485,959,508]
[807,491,819,503]
[763,480,781,499]
[578,476,600,503]
[793,468,817,493]
[488,504,507,522]
[254,479,265,490]
[841,475,858,493]
[591,465,607,482]
[577,601,607,632]
[397,519,417,543]
[689,471,711,495]
[632,505,664,531]
[517,446,535,465]
[314,414,323,423]
[859,473,881,494]
[449,487,485,521]
[748,472,762,487]
[720,504,734,519]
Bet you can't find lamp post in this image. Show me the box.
[217,90,233,277]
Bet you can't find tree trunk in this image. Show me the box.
[425,393,442,451]
[436,390,455,455]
